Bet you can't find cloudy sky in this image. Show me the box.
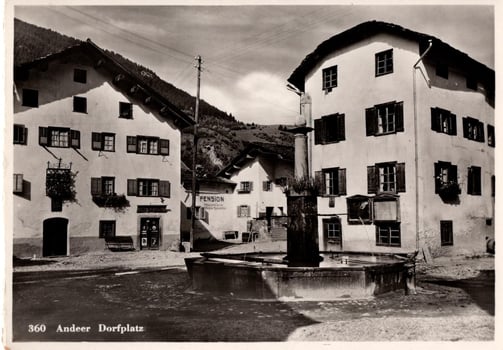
[12,3,495,124]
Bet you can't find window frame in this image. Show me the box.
[375,221,401,247]
[431,107,457,135]
[375,49,393,77]
[366,101,404,136]
[237,205,251,218]
[467,166,482,196]
[73,96,87,114]
[73,68,87,84]
[49,127,70,148]
[14,124,27,145]
[263,181,273,192]
[434,161,459,194]
[368,162,406,194]
[487,124,495,147]
[13,174,24,193]
[323,217,342,245]
[322,65,338,91]
[316,167,346,197]
[440,220,453,246]
[463,117,485,142]
[99,220,116,239]
[238,181,253,193]
[314,113,345,144]
[119,102,133,119]
[92,132,116,152]
[346,195,372,224]
[22,88,38,107]
[137,178,160,197]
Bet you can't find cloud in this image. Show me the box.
[202,71,299,125]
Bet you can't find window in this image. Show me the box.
[491,175,495,197]
[99,220,116,239]
[316,168,346,196]
[73,96,87,113]
[434,161,459,193]
[466,77,477,90]
[487,124,495,147]
[366,101,403,136]
[13,174,23,193]
[74,69,87,84]
[322,65,337,91]
[323,217,342,245]
[436,63,448,79]
[92,132,115,152]
[39,127,80,148]
[368,162,405,194]
[126,136,169,155]
[376,222,401,247]
[375,49,393,76]
[463,117,484,142]
[127,179,170,197]
[431,107,456,135]
[314,113,345,144]
[238,181,253,193]
[14,124,27,145]
[22,89,38,107]
[91,177,116,196]
[237,205,251,217]
[263,181,273,192]
[51,198,63,212]
[119,102,133,119]
[347,195,372,224]
[440,220,453,246]
[467,166,481,195]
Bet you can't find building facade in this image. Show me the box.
[13,40,193,257]
[287,21,495,257]
[181,143,293,243]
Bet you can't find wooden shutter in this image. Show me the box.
[431,108,440,132]
[462,117,469,138]
[263,181,268,191]
[249,182,253,192]
[127,179,137,196]
[237,206,241,217]
[367,165,377,194]
[314,118,323,144]
[434,162,441,193]
[450,113,457,135]
[159,139,170,155]
[337,114,345,141]
[70,130,80,148]
[315,171,325,195]
[449,164,460,194]
[91,177,102,196]
[92,132,102,150]
[127,136,137,153]
[365,107,376,136]
[338,168,346,195]
[467,167,473,195]
[479,122,485,142]
[395,102,404,132]
[159,180,171,197]
[396,163,406,192]
[39,127,48,146]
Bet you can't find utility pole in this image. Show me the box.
[189,55,202,251]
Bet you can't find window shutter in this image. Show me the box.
[434,162,441,193]
[479,122,485,142]
[127,136,137,153]
[246,205,251,217]
[396,163,406,192]
[263,181,268,191]
[159,139,170,155]
[237,206,240,217]
[462,117,468,138]
[467,167,473,195]
[39,127,48,146]
[367,165,377,194]
[314,118,322,144]
[159,180,171,197]
[365,107,377,136]
[70,130,80,148]
[395,102,404,132]
[91,177,102,196]
[338,168,347,195]
[450,113,457,135]
[249,182,253,192]
[450,164,460,194]
[315,171,325,195]
[431,108,440,132]
[127,179,137,196]
[337,114,345,141]
[92,132,102,150]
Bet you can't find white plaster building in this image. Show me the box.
[287,21,495,257]
[13,34,193,257]
[180,143,293,243]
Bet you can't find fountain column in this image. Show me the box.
[286,93,321,267]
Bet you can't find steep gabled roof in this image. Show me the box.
[217,142,294,178]
[14,19,194,129]
[287,21,494,94]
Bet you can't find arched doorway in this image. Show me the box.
[43,218,68,256]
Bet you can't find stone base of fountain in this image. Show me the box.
[185,251,414,300]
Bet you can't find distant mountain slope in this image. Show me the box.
[14,18,294,175]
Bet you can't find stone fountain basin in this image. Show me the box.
[185,252,411,300]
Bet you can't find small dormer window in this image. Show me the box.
[74,69,87,84]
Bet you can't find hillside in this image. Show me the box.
[14,18,294,175]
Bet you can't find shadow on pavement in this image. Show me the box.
[423,270,494,316]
